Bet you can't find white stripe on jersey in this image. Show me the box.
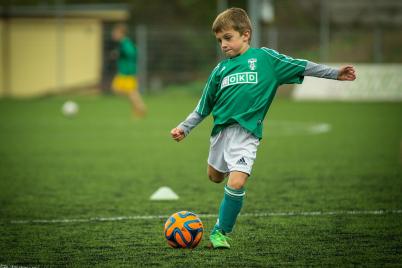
[196,63,221,115]
[261,47,306,69]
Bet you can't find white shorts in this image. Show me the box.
[208,124,260,175]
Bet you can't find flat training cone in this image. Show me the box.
[150,186,179,201]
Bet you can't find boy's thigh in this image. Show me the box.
[224,125,260,175]
[207,165,227,183]
[208,131,230,174]
[208,125,260,176]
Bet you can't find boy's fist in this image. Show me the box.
[171,127,185,142]
[338,65,356,81]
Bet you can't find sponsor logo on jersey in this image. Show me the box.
[248,58,257,70]
[221,72,258,89]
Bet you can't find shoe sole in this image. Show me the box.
[208,242,230,249]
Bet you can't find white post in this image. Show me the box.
[217,0,228,12]
[56,0,65,92]
[262,0,276,49]
[248,0,261,48]
[320,0,330,62]
[216,0,228,60]
[136,25,147,93]
[267,27,278,50]
[373,24,383,63]
[2,6,11,96]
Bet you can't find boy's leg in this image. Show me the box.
[210,125,259,248]
[216,171,248,233]
[207,165,227,183]
[210,171,248,248]
[227,171,248,190]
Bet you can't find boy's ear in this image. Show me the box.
[242,30,251,42]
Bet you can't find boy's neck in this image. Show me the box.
[231,45,250,59]
[239,44,250,55]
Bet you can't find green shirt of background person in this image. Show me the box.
[117,36,137,75]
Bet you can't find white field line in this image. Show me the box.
[265,121,332,136]
[7,209,402,225]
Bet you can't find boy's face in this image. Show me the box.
[215,29,250,58]
[112,28,124,41]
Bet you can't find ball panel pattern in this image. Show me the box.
[164,211,203,249]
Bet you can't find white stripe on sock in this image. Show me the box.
[224,187,245,197]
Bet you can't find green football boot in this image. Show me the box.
[209,229,231,249]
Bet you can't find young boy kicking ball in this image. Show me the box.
[171,7,356,249]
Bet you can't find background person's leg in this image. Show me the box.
[129,90,146,117]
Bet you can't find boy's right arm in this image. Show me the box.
[170,110,206,142]
[170,63,220,142]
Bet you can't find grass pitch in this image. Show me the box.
[0,89,401,267]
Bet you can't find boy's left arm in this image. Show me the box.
[303,61,356,81]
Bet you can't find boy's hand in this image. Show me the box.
[171,127,186,142]
[337,65,356,81]
[110,50,119,60]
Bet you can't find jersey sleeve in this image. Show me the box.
[195,64,221,116]
[177,110,206,136]
[303,61,338,79]
[262,48,307,85]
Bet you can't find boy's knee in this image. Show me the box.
[207,165,226,183]
[227,172,249,189]
[227,180,244,190]
[207,168,225,183]
[208,173,225,183]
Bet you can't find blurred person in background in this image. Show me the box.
[111,23,146,117]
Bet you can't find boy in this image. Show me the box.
[111,24,146,117]
[170,8,356,249]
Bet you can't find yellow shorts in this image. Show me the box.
[112,75,138,94]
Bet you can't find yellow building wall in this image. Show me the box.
[10,19,58,97]
[8,18,102,97]
[63,19,102,89]
[0,20,4,96]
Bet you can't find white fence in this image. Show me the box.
[293,64,402,101]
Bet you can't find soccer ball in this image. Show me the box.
[62,101,79,117]
[164,211,203,249]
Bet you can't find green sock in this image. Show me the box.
[212,185,245,234]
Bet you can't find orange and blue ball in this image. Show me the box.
[164,211,203,249]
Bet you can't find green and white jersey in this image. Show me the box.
[196,47,307,139]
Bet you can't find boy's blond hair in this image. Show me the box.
[212,7,252,42]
